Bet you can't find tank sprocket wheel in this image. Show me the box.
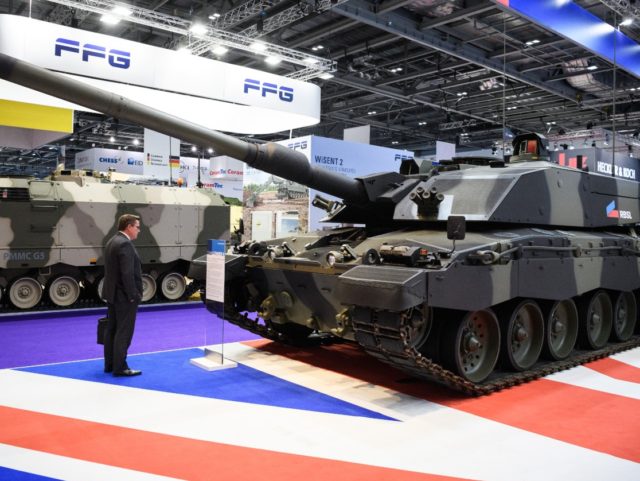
[141,274,157,302]
[9,277,43,310]
[160,272,187,300]
[496,299,545,371]
[540,299,579,361]
[578,290,613,350]
[48,276,81,307]
[440,309,501,383]
[611,291,637,342]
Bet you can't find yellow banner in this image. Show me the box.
[0,99,73,133]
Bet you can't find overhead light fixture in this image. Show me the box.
[207,148,214,154]
[620,18,633,27]
[208,13,221,20]
[112,6,132,17]
[191,145,197,152]
[250,41,267,52]
[319,72,334,80]
[190,23,207,35]
[418,121,427,126]
[391,141,399,145]
[133,139,140,146]
[367,111,377,115]
[265,55,282,65]
[311,45,324,51]
[587,64,598,71]
[211,45,228,55]
[525,39,540,46]
[100,14,121,25]
[109,136,115,143]
[304,57,319,64]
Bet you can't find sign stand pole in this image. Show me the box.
[190,239,237,371]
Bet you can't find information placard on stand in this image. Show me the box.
[190,239,237,371]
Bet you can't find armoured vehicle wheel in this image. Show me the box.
[96,277,106,302]
[441,309,500,383]
[9,277,43,310]
[141,274,157,302]
[160,272,187,300]
[48,276,81,307]
[611,291,637,342]
[541,299,579,361]
[497,300,544,371]
[406,305,432,348]
[578,290,613,350]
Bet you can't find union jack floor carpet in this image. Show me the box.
[0,336,638,481]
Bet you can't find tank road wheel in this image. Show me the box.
[48,276,81,307]
[141,274,157,302]
[441,310,500,383]
[496,300,544,371]
[611,291,637,342]
[160,272,187,300]
[541,299,579,361]
[578,290,613,350]
[9,277,43,310]
[405,305,432,348]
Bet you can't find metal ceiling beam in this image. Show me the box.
[334,0,591,106]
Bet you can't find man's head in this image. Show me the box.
[118,214,141,241]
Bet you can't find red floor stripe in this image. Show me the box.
[584,357,640,383]
[245,340,640,463]
[0,406,473,481]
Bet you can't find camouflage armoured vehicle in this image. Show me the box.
[0,166,229,310]
[2,52,638,394]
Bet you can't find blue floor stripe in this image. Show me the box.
[19,348,395,421]
[0,467,60,481]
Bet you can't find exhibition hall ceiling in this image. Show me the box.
[0,0,639,175]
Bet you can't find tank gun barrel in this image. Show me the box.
[0,53,367,203]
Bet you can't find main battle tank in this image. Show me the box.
[2,53,638,394]
[0,163,229,310]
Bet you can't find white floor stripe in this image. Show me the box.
[0,365,638,481]
[547,364,640,399]
[0,444,181,481]
[611,347,640,368]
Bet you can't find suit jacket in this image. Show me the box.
[103,232,142,303]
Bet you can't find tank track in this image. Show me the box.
[225,307,640,396]
[352,307,640,395]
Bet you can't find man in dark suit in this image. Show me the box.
[103,214,143,377]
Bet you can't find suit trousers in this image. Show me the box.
[104,292,139,373]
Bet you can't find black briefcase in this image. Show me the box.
[97,317,108,345]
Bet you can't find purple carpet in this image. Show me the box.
[0,303,260,369]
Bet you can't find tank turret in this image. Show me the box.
[2,53,639,395]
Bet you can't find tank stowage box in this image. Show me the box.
[0,170,229,309]
[2,52,638,394]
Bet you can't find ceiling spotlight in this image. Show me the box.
[418,121,427,126]
[207,148,214,154]
[265,55,282,65]
[525,39,540,46]
[211,45,228,55]
[100,14,120,25]
[208,13,221,20]
[191,145,197,152]
[190,23,207,35]
[311,45,324,51]
[620,18,633,27]
[250,41,267,52]
[109,136,115,143]
[112,6,132,17]
[133,139,140,146]
[367,111,377,115]
[587,64,598,71]
[391,141,399,145]
[319,72,334,80]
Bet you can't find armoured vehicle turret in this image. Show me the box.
[0,165,229,310]
[2,53,638,394]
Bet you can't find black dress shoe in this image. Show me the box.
[113,369,142,377]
